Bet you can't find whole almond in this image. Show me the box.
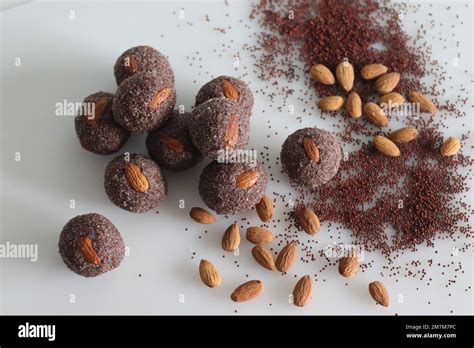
[440,137,461,157]
[123,54,139,74]
[408,91,437,114]
[368,281,389,307]
[318,95,344,111]
[363,102,389,127]
[222,223,240,252]
[293,275,313,307]
[231,280,264,302]
[374,72,400,94]
[159,134,185,153]
[310,64,335,85]
[297,206,321,235]
[336,61,354,92]
[361,63,388,80]
[223,114,239,149]
[77,237,100,266]
[251,245,275,271]
[379,92,405,109]
[346,91,362,118]
[124,162,149,193]
[255,195,273,222]
[149,88,172,109]
[221,79,239,101]
[190,207,216,224]
[373,135,401,157]
[275,242,297,272]
[86,97,108,125]
[199,259,221,288]
[236,170,260,189]
[388,127,418,143]
[303,137,320,163]
[246,227,275,245]
[338,255,359,277]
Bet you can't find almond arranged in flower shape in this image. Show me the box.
[123,54,139,75]
[246,227,275,245]
[338,255,359,278]
[408,91,437,114]
[275,242,297,272]
[236,170,260,189]
[220,79,239,101]
[388,127,418,143]
[77,236,100,266]
[297,206,321,235]
[199,259,221,288]
[336,61,354,92]
[148,88,173,109]
[124,162,149,193]
[255,195,273,222]
[293,275,313,307]
[373,135,401,157]
[190,207,216,224]
[368,281,389,307]
[379,92,405,109]
[223,114,239,149]
[251,245,275,271]
[310,64,335,85]
[360,63,388,80]
[374,72,400,94]
[222,223,240,252]
[363,102,389,127]
[86,97,108,125]
[318,95,344,111]
[231,280,264,302]
[303,138,320,163]
[159,134,185,153]
[346,91,362,118]
[440,137,461,157]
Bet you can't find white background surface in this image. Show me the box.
[0,0,472,314]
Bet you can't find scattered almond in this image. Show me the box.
[199,259,221,288]
[440,137,461,157]
[231,280,264,302]
[236,170,260,189]
[251,245,275,271]
[246,227,275,245]
[363,102,389,127]
[374,72,400,94]
[86,97,107,125]
[149,88,172,109]
[310,64,335,85]
[159,134,185,153]
[303,137,320,163]
[338,255,359,278]
[297,206,321,235]
[123,54,139,74]
[368,281,389,307]
[255,195,273,222]
[124,162,149,193]
[189,207,216,224]
[77,236,100,266]
[336,61,354,92]
[388,127,418,143]
[221,79,239,101]
[408,91,437,114]
[223,114,239,149]
[373,135,401,157]
[379,92,405,109]
[222,223,240,252]
[360,63,388,80]
[293,275,313,307]
[318,95,344,111]
[346,91,362,118]
[275,242,297,272]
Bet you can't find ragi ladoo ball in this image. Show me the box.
[74,92,130,154]
[58,213,125,277]
[281,127,342,188]
[114,45,174,85]
[146,110,202,171]
[195,76,254,117]
[104,153,167,213]
[113,71,176,133]
[189,98,250,159]
[199,161,268,215]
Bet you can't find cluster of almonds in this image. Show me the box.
[190,198,390,308]
[311,62,461,158]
